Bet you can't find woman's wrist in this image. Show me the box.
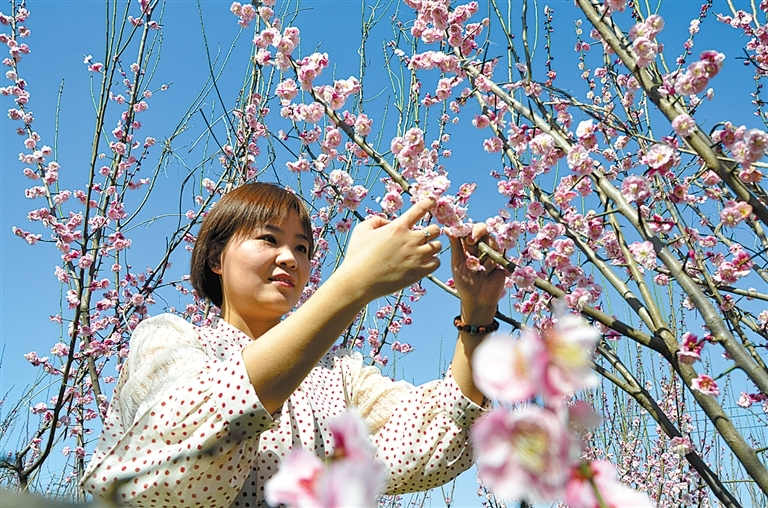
[454,315,499,335]
[329,263,374,309]
[459,303,497,325]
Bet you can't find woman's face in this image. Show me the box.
[213,213,312,327]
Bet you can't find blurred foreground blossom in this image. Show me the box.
[565,461,654,508]
[472,314,600,403]
[471,406,572,503]
[264,410,386,508]
[471,313,651,505]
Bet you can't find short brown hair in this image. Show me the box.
[190,183,314,307]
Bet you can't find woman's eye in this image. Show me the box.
[297,245,308,254]
[260,235,277,244]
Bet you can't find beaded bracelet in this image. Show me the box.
[453,315,500,335]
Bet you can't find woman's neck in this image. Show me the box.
[219,307,280,340]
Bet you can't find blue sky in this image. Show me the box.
[2,0,767,504]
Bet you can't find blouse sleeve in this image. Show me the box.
[339,352,487,495]
[82,314,276,508]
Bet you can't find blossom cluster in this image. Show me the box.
[674,50,725,96]
[3,1,194,479]
[629,14,664,67]
[264,410,386,507]
[470,315,652,506]
[404,0,484,56]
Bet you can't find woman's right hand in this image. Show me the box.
[336,199,442,303]
[240,200,442,415]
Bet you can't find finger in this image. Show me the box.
[448,234,466,268]
[461,235,480,258]
[418,224,441,243]
[416,239,443,258]
[467,222,489,245]
[481,256,498,272]
[394,198,435,229]
[362,216,389,230]
[420,255,441,275]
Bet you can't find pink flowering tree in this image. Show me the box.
[4,0,768,506]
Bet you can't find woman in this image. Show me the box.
[83,183,505,507]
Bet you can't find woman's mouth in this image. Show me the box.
[269,275,295,287]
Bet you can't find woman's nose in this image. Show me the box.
[276,245,298,269]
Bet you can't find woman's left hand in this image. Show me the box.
[447,222,507,323]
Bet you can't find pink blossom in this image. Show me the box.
[327,410,377,461]
[511,265,537,290]
[342,185,368,211]
[353,113,373,136]
[744,128,768,157]
[472,331,546,403]
[564,288,592,311]
[286,157,311,173]
[12,226,41,244]
[54,266,70,283]
[691,374,719,396]
[674,51,725,96]
[50,342,70,357]
[620,175,651,203]
[474,315,598,403]
[676,331,702,365]
[24,351,49,367]
[380,191,403,214]
[66,290,80,309]
[322,127,342,151]
[265,411,386,507]
[254,48,272,66]
[529,133,557,157]
[296,52,329,90]
[109,232,132,251]
[465,255,486,272]
[327,170,352,194]
[431,196,466,227]
[300,102,325,124]
[670,436,693,455]
[392,341,414,353]
[527,202,544,218]
[78,253,94,269]
[454,182,475,205]
[737,392,753,408]
[231,1,256,26]
[605,0,627,13]
[672,114,697,137]
[31,402,48,415]
[263,449,324,507]
[575,119,596,140]
[482,136,503,153]
[642,144,676,176]
[632,37,658,67]
[472,114,490,129]
[275,79,298,101]
[628,241,656,270]
[565,461,653,508]
[566,144,593,174]
[539,315,600,398]
[277,27,300,55]
[720,201,753,227]
[472,406,573,503]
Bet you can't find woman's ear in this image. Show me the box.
[208,244,224,275]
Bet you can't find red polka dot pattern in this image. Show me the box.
[82,314,487,507]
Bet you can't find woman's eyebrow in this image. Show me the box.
[264,224,310,243]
